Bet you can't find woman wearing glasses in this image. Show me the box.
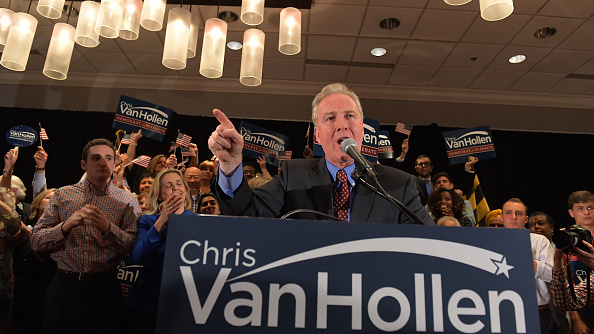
[125,169,193,333]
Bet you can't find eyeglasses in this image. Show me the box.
[162,181,183,190]
[186,176,201,180]
[416,162,431,167]
[201,200,217,207]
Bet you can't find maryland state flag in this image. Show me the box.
[466,175,490,226]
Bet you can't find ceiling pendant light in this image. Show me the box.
[444,0,472,5]
[95,0,125,38]
[278,6,301,55]
[187,12,199,58]
[119,0,142,40]
[0,8,15,52]
[74,1,100,47]
[479,0,513,21]
[0,12,38,71]
[162,7,191,70]
[43,22,75,80]
[199,17,227,78]
[140,0,166,31]
[240,0,264,26]
[36,0,64,19]
[239,28,264,86]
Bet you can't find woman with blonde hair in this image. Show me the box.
[125,169,193,332]
[198,160,215,195]
[28,188,57,223]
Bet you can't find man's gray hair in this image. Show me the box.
[311,83,364,127]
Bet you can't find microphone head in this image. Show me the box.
[340,138,357,154]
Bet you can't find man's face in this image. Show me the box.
[487,217,505,228]
[314,93,364,167]
[529,215,553,241]
[184,167,202,191]
[434,176,454,190]
[569,202,594,227]
[243,165,256,181]
[502,202,528,229]
[81,145,115,184]
[415,157,433,178]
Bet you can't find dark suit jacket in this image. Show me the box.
[217,158,434,225]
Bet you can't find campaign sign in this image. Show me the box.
[378,130,394,160]
[157,215,540,333]
[113,95,174,142]
[240,121,290,167]
[117,256,143,297]
[312,118,380,163]
[6,125,37,147]
[443,126,496,165]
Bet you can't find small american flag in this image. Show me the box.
[176,132,192,147]
[176,158,189,167]
[395,122,412,136]
[278,150,292,160]
[120,134,135,145]
[40,128,49,140]
[169,142,178,153]
[131,155,151,168]
[181,147,196,157]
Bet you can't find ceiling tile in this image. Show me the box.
[263,58,304,80]
[116,31,163,54]
[429,67,481,88]
[23,54,46,72]
[462,14,531,45]
[75,37,121,53]
[129,53,178,75]
[426,0,479,11]
[573,58,594,75]
[68,50,97,73]
[262,33,307,59]
[532,49,594,74]
[508,72,565,92]
[306,36,357,62]
[32,25,53,50]
[487,45,551,71]
[558,20,594,51]
[443,43,504,68]
[469,69,524,90]
[314,0,368,5]
[412,9,477,41]
[304,64,348,82]
[81,52,137,73]
[346,67,391,84]
[509,16,583,48]
[538,0,594,19]
[370,0,428,8]
[222,56,241,79]
[388,64,438,85]
[309,4,365,35]
[513,0,548,15]
[360,7,423,38]
[398,40,456,66]
[178,56,203,77]
[548,78,594,94]
[352,38,406,64]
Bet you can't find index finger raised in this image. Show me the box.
[213,109,234,129]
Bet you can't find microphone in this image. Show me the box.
[340,138,377,182]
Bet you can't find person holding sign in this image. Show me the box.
[208,83,433,224]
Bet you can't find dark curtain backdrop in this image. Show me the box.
[2,106,592,229]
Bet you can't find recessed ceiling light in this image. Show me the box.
[218,11,238,23]
[370,47,387,57]
[379,18,400,30]
[534,27,556,39]
[227,41,242,50]
[509,55,526,64]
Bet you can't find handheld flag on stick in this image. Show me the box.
[395,122,413,137]
[278,150,292,160]
[124,155,151,168]
[39,122,48,147]
[169,142,178,153]
[176,132,192,148]
[181,147,196,157]
[121,133,135,145]
[466,174,490,226]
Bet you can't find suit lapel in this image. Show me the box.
[310,158,334,216]
[350,170,377,222]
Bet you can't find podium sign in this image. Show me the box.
[158,215,540,333]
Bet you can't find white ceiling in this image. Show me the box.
[1,0,594,133]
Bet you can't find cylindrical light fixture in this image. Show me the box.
[479,0,513,21]
[239,28,265,87]
[162,8,191,70]
[119,0,142,40]
[75,1,100,47]
[199,18,227,78]
[0,12,38,71]
[278,7,301,55]
[43,23,75,80]
[95,0,125,38]
[36,0,65,19]
[140,0,166,31]
[0,8,15,52]
[444,0,472,5]
[187,14,199,58]
[240,0,264,26]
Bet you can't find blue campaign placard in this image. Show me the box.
[443,126,496,165]
[312,118,380,163]
[6,125,37,147]
[240,121,290,167]
[113,95,175,142]
[377,130,394,160]
[157,215,540,334]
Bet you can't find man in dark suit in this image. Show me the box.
[414,155,433,206]
[208,83,433,225]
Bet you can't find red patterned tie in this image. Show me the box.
[333,169,350,221]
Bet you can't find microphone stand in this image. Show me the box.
[351,169,426,225]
